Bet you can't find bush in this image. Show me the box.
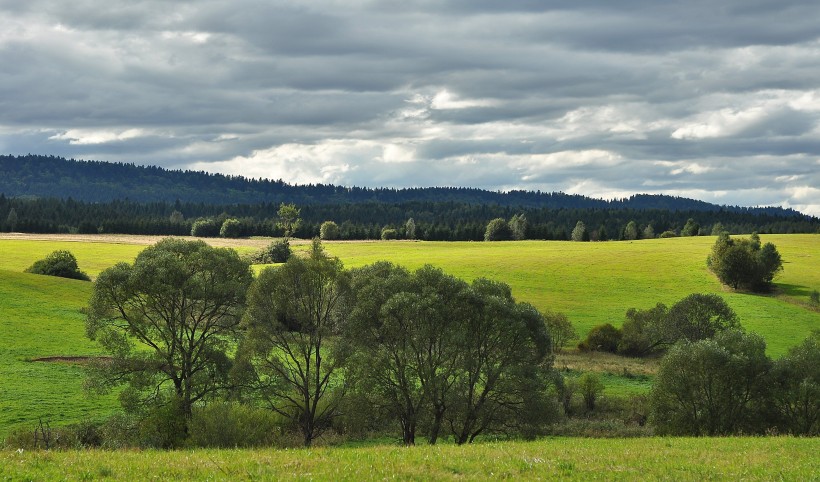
[578,372,604,411]
[380,227,398,240]
[708,232,783,291]
[651,329,771,435]
[578,323,622,353]
[544,311,577,353]
[219,218,242,238]
[25,250,90,281]
[484,218,511,241]
[659,230,677,238]
[320,221,340,240]
[811,290,820,305]
[191,218,220,237]
[187,402,285,448]
[249,239,291,264]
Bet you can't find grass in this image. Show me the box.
[0,437,817,480]
[0,234,817,437]
[0,269,119,435]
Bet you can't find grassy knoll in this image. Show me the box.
[1,437,817,480]
[0,269,119,434]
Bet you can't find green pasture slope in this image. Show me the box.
[1,437,817,480]
[0,234,817,437]
[0,270,119,434]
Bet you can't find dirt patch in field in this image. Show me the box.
[31,356,113,365]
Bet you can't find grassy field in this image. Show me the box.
[0,437,817,480]
[0,234,817,437]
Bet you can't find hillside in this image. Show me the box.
[0,155,810,217]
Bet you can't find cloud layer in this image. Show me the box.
[1,1,819,214]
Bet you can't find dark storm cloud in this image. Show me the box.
[0,0,819,214]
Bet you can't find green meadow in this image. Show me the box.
[0,234,818,437]
[1,436,817,480]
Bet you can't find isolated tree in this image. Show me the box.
[276,203,301,237]
[241,240,350,447]
[623,220,639,241]
[6,207,17,232]
[642,224,655,239]
[219,218,242,238]
[571,220,587,242]
[484,218,511,241]
[86,239,253,424]
[769,333,820,435]
[708,233,783,291]
[320,220,340,240]
[711,222,725,236]
[681,218,700,237]
[509,213,528,240]
[651,329,771,435]
[543,311,576,353]
[405,218,416,240]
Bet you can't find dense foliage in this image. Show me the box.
[25,250,90,281]
[708,232,784,291]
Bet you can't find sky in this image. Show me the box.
[1,1,820,215]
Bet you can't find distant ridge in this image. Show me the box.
[0,154,809,218]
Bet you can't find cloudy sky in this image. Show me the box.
[2,1,820,215]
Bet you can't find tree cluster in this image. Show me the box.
[86,238,561,448]
[652,330,819,436]
[708,232,783,291]
[579,294,741,357]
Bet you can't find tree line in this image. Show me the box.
[2,194,818,240]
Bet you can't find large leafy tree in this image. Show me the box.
[86,238,253,421]
[241,240,350,447]
[769,333,820,435]
[651,329,771,435]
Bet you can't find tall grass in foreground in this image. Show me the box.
[1,437,817,480]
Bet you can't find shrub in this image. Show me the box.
[249,239,291,264]
[578,372,604,411]
[187,402,285,448]
[219,218,242,238]
[320,221,340,240]
[191,218,220,237]
[25,250,90,281]
[659,230,677,238]
[544,311,577,353]
[380,227,398,240]
[578,323,622,353]
[811,290,820,305]
[651,329,771,435]
[484,218,511,241]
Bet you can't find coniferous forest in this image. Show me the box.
[1,155,818,239]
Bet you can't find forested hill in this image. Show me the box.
[0,155,806,218]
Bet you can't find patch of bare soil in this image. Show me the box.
[31,356,113,365]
